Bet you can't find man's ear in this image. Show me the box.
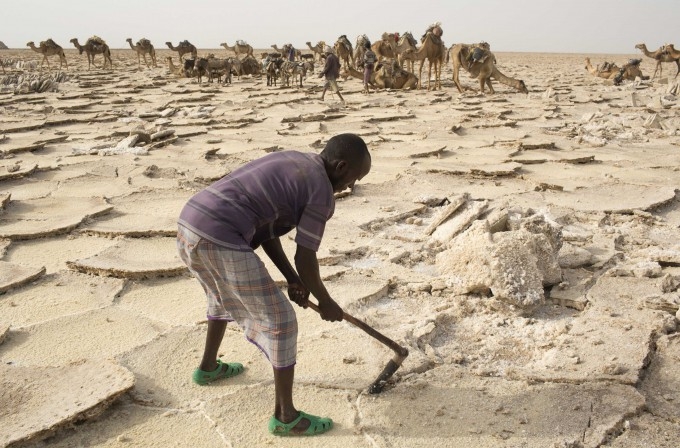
[335,160,348,173]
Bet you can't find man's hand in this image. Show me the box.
[318,298,343,322]
[287,282,309,308]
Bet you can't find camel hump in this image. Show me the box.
[626,58,642,67]
[138,38,152,46]
[180,40,192,47]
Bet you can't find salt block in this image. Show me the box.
[0,359,134,447]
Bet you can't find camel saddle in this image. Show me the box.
[236,40,248,46]
[598,61,614,72]
[180,40,192,47]
[138,38,151,46]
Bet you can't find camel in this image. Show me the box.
[414,31,445,90]
[584,58,647,84]
[354,35,370,67]
[70,36,112,70]
[305,41,325,62]
[26,39,67,70]
[126,38,156,68]
[371,33,398,62]
[340,60,418,90]
[271,44,301,61]
[395,32,418,71]
[334,35,353,68]
[220,41,253,59]
[635,43,680,79]
[450,43,528,94]
[166,41,197,62]
[662,44,680,66]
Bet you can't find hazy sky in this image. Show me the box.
[4,0,678,54]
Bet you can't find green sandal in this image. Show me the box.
[268,411,333,436]
[192,359,244,385]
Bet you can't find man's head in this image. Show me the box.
[320,134,371,193]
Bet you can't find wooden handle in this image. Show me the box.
[307,301,409,357]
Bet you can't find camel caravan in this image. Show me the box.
[10,26,680,96]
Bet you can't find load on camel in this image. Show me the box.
[584,58,648,85]
[450,42,528,94]
[340,59,418,90]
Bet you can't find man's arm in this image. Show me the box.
[261,237,298,283]
[261,238,309,306]
[294,245,343,322]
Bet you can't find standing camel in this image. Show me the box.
[166,41,197,62]
[271,44,301,61]
[635,43,680,79]
[70,37,112,70]
[371,33,398,62]
[414,31,444,90]
[662,44,680,73]
[306,41,325,62]
[126,38,156,68]
[26,39,67,70]
[220,41,253,59]
[395,32,418,71]
[334,35,353,68]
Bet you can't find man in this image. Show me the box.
[319,46,344,103]
[177,133,371,436]
[362,41,376,94]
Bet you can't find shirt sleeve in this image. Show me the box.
[295,203,333,251]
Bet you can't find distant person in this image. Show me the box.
[362,41,376,93]
[177,133,371,436]
[319,46,344,103]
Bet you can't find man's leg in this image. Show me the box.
[273,366,310,433]
[199,319,227,371]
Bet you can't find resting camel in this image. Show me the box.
[340,60,418,90]
[584,58,647,84]
[415,31,444,90]
[166,41,197,62]
[334,35,353,68]
[450,43,528,94]
[26,39,67,70]
[126,38,156,68]
[305,41,325,62]
[635,43,680,80]
[70,37,112,70]
[220,41,253,59]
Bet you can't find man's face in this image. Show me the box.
[332,156,371,193]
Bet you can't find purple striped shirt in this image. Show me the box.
[178,151,335,252]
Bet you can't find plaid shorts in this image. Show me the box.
[177,225,297,369]
[324,78,340,92]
